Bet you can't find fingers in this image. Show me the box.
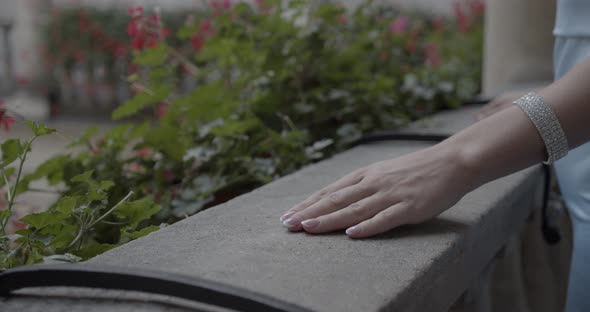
[280,169,363,221]
[345,203,411,238]
[283,183,374,231]
[300,193,389,234]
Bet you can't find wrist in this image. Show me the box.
[432,138,488,193]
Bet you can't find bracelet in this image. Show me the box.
[513,92,569,164]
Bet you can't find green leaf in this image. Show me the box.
[112,84,172,120]
[24,120,57,136]
[127,73,140,82]
[54,196,79,214]
[20,211,67,230]
[0,210,12,223]
[24,155,69,185]
[133,44,168,66]
[86,180,114,201]
[69,127,99,147]
[0,167,15,187]
[74,241,116,260]
[114,198,160,228]
[210,118,259,137]
[1,139,23,165]
[49,224,77,249]
[121,225,160,240]
[71,170,94,183]
[99,180,115,191]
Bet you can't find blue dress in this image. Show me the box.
[552,1,590,311]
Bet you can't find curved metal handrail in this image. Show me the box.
[0,264,313,312]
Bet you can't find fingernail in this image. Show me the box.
[280,211,295,222]
[301,219,319,228]
[282,216,302,227]
[346,226,360,236]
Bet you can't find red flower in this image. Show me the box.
[126,6,168,51]
[162,27,171,37]
[156,102,168,119]
[200,20,212,33]
[469,0,485,16]
[0,100,14,132]
[134,147,154,157]
[338,15,347,25]
[453,1,472,33]
[431,17,445,32]
[190,35,206,51]
[423,42,442,67]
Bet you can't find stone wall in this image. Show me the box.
[0,106,568,312]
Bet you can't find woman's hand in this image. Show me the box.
[280,145,478,238]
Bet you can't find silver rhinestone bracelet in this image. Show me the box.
[513,92,569,164]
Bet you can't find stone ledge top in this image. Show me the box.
[0,107,544,312]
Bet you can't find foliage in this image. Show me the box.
[4,0,485,268]
[0,122,161,268]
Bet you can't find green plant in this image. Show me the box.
[0,121,161,268]
[4,0,484,268]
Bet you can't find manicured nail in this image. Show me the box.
[282,216,302,227]
[301,219,319,228]
[346,226,360,236]
[280,211,295,222]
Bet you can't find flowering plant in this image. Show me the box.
[3,0,484,268]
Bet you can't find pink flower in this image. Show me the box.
[163,170,174,181]
[390,16,409,34]
[128,6,143,17]
[209,0,220,9]
[423,42,438,54]
[254,0,272,14]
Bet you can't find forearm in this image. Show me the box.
[442,57,590,190]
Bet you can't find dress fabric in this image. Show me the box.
[552,2,590,310]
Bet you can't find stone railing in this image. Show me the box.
[0,106,548,312]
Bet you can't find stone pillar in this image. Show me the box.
[0,0,50,119]
[482,0,556,96]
